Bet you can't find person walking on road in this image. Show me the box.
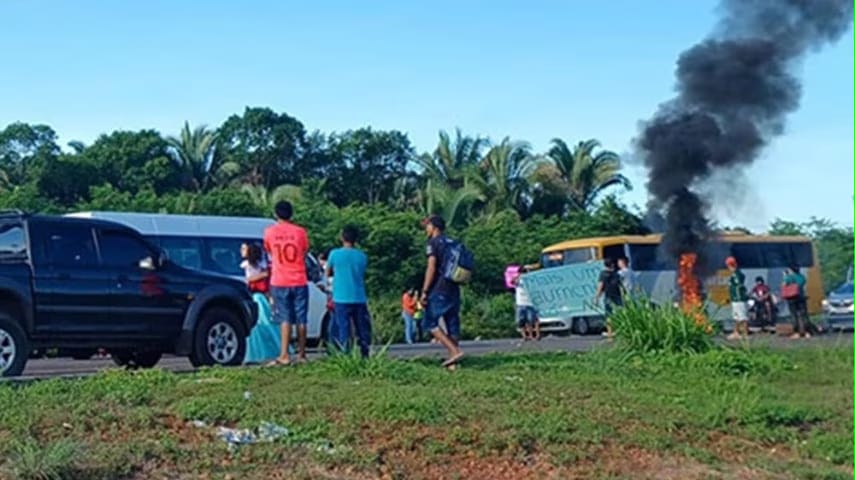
[326,225,372,357]
[419,215,465,368]
[263,201,310,366]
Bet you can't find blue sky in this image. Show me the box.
[1,0,852,231]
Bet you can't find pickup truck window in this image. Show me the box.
[98,230,154,268]
[36,224,98,267]
[0,223,25,258]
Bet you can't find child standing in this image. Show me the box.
[240,243,270,294]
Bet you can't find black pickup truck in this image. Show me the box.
[0,211,258,377]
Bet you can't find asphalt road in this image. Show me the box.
[13,331,853,381]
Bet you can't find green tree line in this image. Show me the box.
[1,108,850,340]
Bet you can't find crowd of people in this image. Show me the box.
[725,256,812,340]
[238,201,466,369]
[509,252,814,342]
[238,201,817,368]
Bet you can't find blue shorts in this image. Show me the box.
[517,306,537,327]
[270,286,309,326]
[422,293,461,341]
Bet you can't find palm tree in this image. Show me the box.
[67,140,87,154]
[416,128,489,189]
[545,138,631,212]
[416,129,490,226]
[421,178,486,228]
[479,137,535,217]
[242,179,327,212]
[168,122,233,192]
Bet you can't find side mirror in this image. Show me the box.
[139,256,156,270]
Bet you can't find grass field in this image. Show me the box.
[0,343,852,480]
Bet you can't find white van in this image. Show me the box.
[65,211,330,345]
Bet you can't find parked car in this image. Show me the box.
[823,266,854,331]
[66,211,331,348]
[0,211,257,377]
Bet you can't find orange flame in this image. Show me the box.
[678,253,709,329]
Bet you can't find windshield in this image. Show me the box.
[834,283,854,295]
[541,247,595,268]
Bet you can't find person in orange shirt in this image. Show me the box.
[401,287,418,344]
[263,201,310,366]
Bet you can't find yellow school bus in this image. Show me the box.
[537,233,822,332]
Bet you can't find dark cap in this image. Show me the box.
[421,214,446,231]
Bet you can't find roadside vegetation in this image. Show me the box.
[1,118,852,344]
[1,338,851,479]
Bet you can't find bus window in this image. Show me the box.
[730,243,764,268]
[789,243,814,267]
[602,244,626,262]
[540,247,595,268]
[730,242,814,269]
[628,244,674,271]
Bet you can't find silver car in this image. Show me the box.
[823,267,854,331]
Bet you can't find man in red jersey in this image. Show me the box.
[263,201,310,366]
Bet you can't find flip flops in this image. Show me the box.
[265,358,291,367]
[441,352,465,368]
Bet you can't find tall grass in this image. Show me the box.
[609,297,715,355]
[2,439,80,480]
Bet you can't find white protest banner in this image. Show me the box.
[520,261,604,318]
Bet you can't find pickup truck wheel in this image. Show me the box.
[190,307,246,367]
[112,350,162,369]
[0,313,29,377]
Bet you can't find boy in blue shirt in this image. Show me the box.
[325,225,371,357]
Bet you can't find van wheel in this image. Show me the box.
[190,307,246,367]
[112,350,162,369]
[0,312,29,377]
[307,313,331,349]
[573,317,590,336]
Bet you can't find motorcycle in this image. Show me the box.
[748,294,777,331]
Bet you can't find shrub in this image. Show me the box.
[609,297,715,355]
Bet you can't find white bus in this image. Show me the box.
[66,212,330,345]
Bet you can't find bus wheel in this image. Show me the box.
[573,317,590,336]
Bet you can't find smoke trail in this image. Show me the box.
[636,0,853,267]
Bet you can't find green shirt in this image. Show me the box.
[729,269,748,302]
[783,272,806,297]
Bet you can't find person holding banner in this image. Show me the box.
[513,266,540,341]
[594,258,623,339]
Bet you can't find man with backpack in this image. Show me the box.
[419,215,470,368]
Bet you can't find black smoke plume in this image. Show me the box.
[636,0,853,269]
